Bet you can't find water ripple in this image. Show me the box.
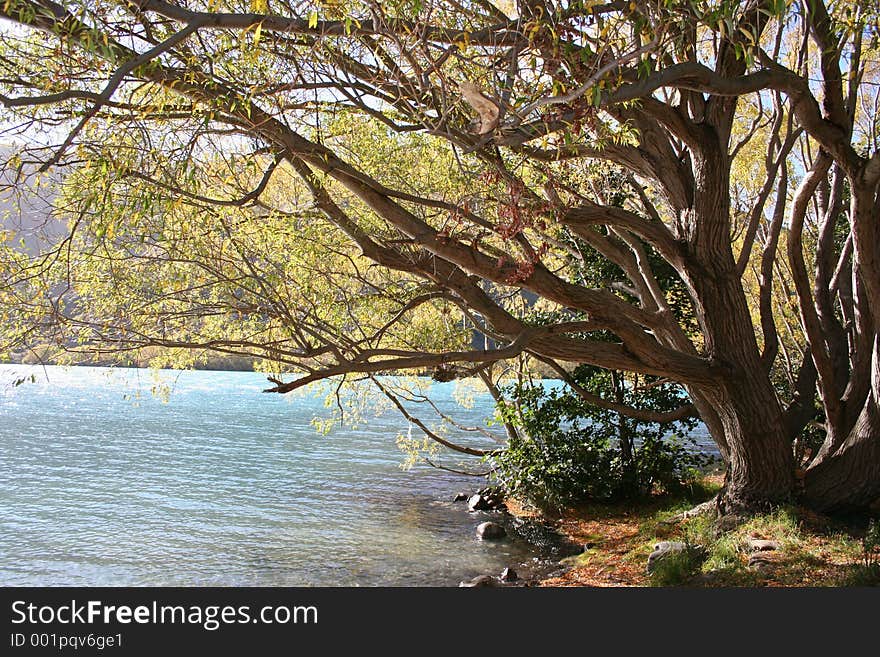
[0,364,715,586]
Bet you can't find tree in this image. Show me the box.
[1,0,879,513]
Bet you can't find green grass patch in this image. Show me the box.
[840,564,880,586]
[559,550,596,568]
[639,496,879,586]
[550,473,878,587]
[647,547,705,586]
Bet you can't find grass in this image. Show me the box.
[647,547,705,587]
[533,476,880,587]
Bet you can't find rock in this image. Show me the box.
[646,542,707,574]
[459,574,498,587]
[467,494,491,511]
[747,538,780,552]
[453,493,469,502]
[748,551,784,571]
[646,541,687,573]
[475,487,505,504]
[466,488,506,511]
[500,567,518,582]
[476,521,506,540]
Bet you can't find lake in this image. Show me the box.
[0,364,715,586]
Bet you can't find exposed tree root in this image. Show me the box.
[661,498,719,525]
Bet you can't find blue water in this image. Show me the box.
[0,365,715,586]
[0,365,544,586]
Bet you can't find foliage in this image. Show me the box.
[490,365,709,510]
[1,0,880,511]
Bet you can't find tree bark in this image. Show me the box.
[803,338,880,511]
[683,147,795,513]
[700,370,796,514]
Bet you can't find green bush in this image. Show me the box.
[490,365,712,510]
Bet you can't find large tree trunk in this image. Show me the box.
[684,149,796,513]
[687,367,796,514]
[801,179,880,511]
[699,370,796,515]
[716,387,795,513]
[803,397,880,511]
[803,338,880,511]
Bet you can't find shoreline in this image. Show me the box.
[452,488,587,587]
[497,476,880,588]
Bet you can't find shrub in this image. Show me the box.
[490,365,711,510]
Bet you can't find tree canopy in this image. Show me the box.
[1,0,879,513]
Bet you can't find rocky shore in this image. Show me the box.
[451,486,587,587]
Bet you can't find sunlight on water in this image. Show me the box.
[0,365,714,586]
